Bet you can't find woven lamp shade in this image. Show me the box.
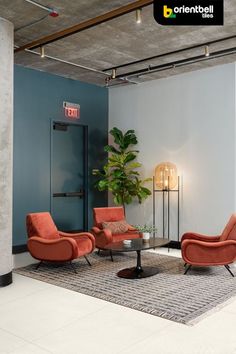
[155,162,177,190]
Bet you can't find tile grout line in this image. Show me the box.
[115,321,178,354]
[0,327,52,354]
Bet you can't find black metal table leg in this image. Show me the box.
[225,264,235,277]
[84,255,91,266]
[184,264,192,275]
[70,261,78,274]
[35,261,43,270]
[110,250,114,262]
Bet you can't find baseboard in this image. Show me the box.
[0,271,12,287]
[13,244,28,254]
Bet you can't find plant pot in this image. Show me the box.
[142,232,151,241]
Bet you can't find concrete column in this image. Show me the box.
[0,17,13,287]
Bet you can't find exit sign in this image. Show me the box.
[63,101,80,119]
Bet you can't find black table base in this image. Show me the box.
[117,249,159,279]
[117,266,159,279]
[103,238,170,280]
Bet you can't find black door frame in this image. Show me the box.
[50,120,88,231]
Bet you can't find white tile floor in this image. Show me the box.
[0,249,235,354]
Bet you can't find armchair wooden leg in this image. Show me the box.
[110,250,114,262]
[224,265,235,277]
[97,249,101,255]
[184,264,192,275]
[84,255,91,266]
[35,261,43,270]
[70,261,78,274]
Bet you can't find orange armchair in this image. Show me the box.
[91,207,141,260]
[181,214,236,277]
[26,212,95,272]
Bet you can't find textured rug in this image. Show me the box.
[14,252,236,325]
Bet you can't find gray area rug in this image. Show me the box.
[14,252,236,325]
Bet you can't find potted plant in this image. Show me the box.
[94,127,151,208]
[135,224,157,240]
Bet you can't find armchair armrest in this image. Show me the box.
[90,227,113,248]
[59,231,95,249]
[27,236,78,261]
[182,239,236,266]
[127,224,138,232]
[91,226,102,234]
[181,232,221,243]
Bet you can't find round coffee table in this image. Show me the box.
[103,237,170,279]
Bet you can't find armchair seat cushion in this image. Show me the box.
[111,232,140,243]
[75,235,94,256]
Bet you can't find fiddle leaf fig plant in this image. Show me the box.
[94,127,151,207]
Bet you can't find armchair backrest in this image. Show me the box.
[93,207,125,228]
[26,212,60,240]
[220,214,236,241]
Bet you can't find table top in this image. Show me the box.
[102,237,170,252]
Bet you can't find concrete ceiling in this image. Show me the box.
[1,0,236,87]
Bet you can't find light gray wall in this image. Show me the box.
[109,63,236,239]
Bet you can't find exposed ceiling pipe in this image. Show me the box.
[14,45,138,86]
[25,49,111,76]
[103,35,236,72]
[115,46,236,80]
[23,0,59,16]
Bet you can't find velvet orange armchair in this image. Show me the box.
[91,207,141,260]
[26,212,95,272]
[181,214,236,277]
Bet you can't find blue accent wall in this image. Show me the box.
[13,65,108,246]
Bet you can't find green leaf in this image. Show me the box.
[141,187,152,195]
[104,145,121,154]
[123,194,133,204]
[97,179,108,191]
[142,177,152,183]
[124,152,136,164]
[110,127,124,147]
[114,194,123,205]
[123,130,138,148]
[126,162,142,170]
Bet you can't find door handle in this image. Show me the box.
[53,190,84,198]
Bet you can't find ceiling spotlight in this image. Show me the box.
[136,8,142,24]
[40,46,45,58]
[205,45,210,57]
[105,78,109,87]
[111,68,117,79]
